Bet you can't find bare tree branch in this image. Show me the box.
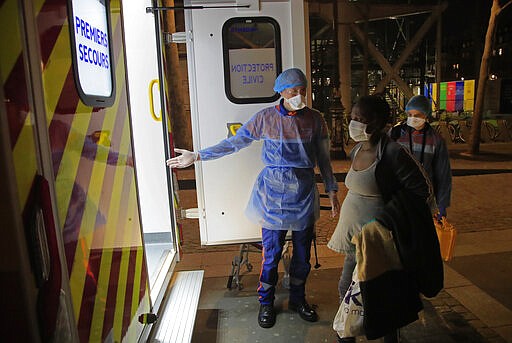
[499,0,512,13]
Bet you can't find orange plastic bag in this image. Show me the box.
[434,217,457,262]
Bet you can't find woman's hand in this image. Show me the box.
[436,206,447,222]
[328,190,340,218]
[166,148,198,169]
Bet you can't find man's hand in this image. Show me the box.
[166,148,198,169]
[328,191,340,218]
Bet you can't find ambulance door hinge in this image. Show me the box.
[164,31,189,44]
[138,313,158,324]
[181,208,200,219]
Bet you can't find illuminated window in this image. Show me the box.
[222,17,282,104]
[68,0,116,107]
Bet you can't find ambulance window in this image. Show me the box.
[68,0,116,107]
[222,17,282,104]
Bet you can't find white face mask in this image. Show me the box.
[348,120,370,142]
[285,94,306,111]
[407,116,426,130]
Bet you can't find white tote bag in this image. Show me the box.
[333,268,364,338]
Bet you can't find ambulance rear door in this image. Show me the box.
[184,0,308,245]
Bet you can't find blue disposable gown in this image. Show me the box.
[199,103,338,231]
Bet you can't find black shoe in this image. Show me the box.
[336,335,356,343]
[258,304,276,328]
[289,301,318,322]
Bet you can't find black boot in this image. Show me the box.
[336,335,355,343]
[289,301,318,322]
[258,304,276,328]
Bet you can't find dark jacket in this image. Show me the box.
[374,136,443,296]
[377,188,444,298]
[375,135,432,204]
[358,136,443,340]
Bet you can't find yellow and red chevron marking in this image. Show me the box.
[1,0,150,341]
[1,2,40,342]
[1,0,39,211]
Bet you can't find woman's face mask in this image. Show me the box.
[285,94,306,111]
[348,120,370,142]
[406,116,426,130]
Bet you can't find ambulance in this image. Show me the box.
[0,0,307,341]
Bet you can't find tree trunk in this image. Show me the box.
[469,0,501,154]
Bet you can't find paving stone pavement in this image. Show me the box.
[174,142,512,342]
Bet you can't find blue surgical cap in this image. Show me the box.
[406,95,433,119]
[273,68,308,93]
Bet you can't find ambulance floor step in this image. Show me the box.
[149,270,204,343]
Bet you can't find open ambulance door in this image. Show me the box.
[184,0,309,245]
[122,0,181,313]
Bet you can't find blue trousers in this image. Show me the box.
[257,226,314,305]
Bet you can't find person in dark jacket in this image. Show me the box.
[389,95,452,220]
[328,95,437,343]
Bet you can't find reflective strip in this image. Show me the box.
[124,292,150,342]
[88,106,132,341]
[68,49,125,324]
[19,0,147,341]
[104,177,140,342]
[257,243,266,293]
[111,246,133,341]
[42,25,72,123]
[132,245,147,317]
[34,0,44,13]
[54,102,92,231]
[2,26,30,148]
[0,0,22,77]
[122,245,140,335]
[38,6,66,66]
[290,276,305,286]
[58,8,122,268]
[259,281,273,291]
[112,192,140,341]
[12,115,38,208]
[1,0,36,210]
[69,61,125,326]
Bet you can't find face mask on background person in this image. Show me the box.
[348,120,370,142]
[407,116,426,130]
[285,94,306,111]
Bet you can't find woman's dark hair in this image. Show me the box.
[353,95,390,145]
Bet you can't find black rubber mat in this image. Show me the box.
[448,251,512,311]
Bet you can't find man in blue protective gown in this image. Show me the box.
[167,68,340,328]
